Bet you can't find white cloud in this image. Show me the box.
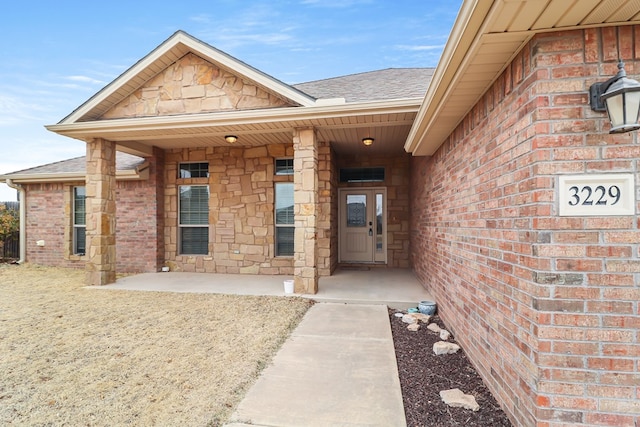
[395,44,446,52]
[66,75,105,85]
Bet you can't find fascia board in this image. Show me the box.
[47,98,423,137]
[0,169,146,184]
[405,0,495,155]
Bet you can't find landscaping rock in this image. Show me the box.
[433,341,461,355]
[402,314,417,324]
[407,323,420,332]
[427,323,441,333]
[439,329,451,340]
[439,388,480,411]
[402,313,431,324]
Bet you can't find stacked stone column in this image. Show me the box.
[85,138,117,286]
[293,128,318,294]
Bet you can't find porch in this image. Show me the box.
[98,268,433,310]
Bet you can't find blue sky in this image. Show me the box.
[0,0,462,200]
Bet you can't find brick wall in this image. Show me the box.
[115,150,164,273]
[410,27,639,426]
[24,153,164,273]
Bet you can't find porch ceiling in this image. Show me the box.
[405,0,640,156]
[47,99,421,157]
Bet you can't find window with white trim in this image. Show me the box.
[73,186,86,256]
[179,185,209,255]
[275,182,294,256]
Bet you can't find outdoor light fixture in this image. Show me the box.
[362,137,374,146]
[589,60,640,134]
[225,135,238,143]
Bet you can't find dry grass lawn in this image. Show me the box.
[0,264,312,426]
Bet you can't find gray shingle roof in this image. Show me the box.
[293,68,434,103]
[4,152,144,176]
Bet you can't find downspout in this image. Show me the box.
[5,179,26,264]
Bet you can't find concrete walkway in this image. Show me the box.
[103,268,433,310]
[224,303,407,427]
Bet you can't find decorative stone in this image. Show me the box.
[440,329,451,341]
[394,312,404,318]
[402,314,417,324]
[439,388,480,411]
[402,313,431,324]
[427,323,442,333]
[433,341,461,355]
[407,323,420,332]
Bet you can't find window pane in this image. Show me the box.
[346,195,367,227]
[74,226,86,255]
[74,187,86,226]
[339,167,385,183]
[180,186,209,225]
[275,183,294,225]
[179,185,209,255]
[275,227,294,256]
[275,158,294,175]
[180,227,208,255]
[179,162,209,178]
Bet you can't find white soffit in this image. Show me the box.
[405,0,640,156]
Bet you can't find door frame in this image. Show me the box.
[338,187,387,264]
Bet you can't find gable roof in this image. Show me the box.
[405,0,640,156]
[61,30,317,124]
[293,68,434,103]
[0,152,147,183]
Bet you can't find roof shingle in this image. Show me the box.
[293,68,434,102]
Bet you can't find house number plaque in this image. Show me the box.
[558,174,635,216]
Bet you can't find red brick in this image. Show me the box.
[556,258,602,271]
[587,357,635,371]
[586,413,636,427]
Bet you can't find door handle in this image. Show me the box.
[369,228,373,236]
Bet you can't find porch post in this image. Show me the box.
[293,128,318,294]
[85,138,117,286]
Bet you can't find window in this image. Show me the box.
[275,182,294,256]
[339,167,385,183]
[179,185,209,255]
[73,186,86,256]
[275,158,294,175]
[179,162,209,178]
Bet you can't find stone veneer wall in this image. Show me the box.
[410,27,640,427]
[336,153,411,268]
[101,53,290,120]
[164,142,334,276]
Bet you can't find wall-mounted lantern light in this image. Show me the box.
[589,60,640,134]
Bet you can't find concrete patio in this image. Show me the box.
[101,267,434,310]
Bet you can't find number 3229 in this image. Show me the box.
[568,185,621,206]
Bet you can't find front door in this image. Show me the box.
[339,188,386,263]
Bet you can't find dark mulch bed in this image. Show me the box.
[389,309,513,427]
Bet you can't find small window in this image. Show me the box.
[275,182,294,256]
[339,167,385,183]
[179,162,209,179]
[275,158,294,175]
[179,185,209,255]
[73,186,86,256]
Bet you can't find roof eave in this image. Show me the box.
[0,167,148,184]
[48,98,423,140]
